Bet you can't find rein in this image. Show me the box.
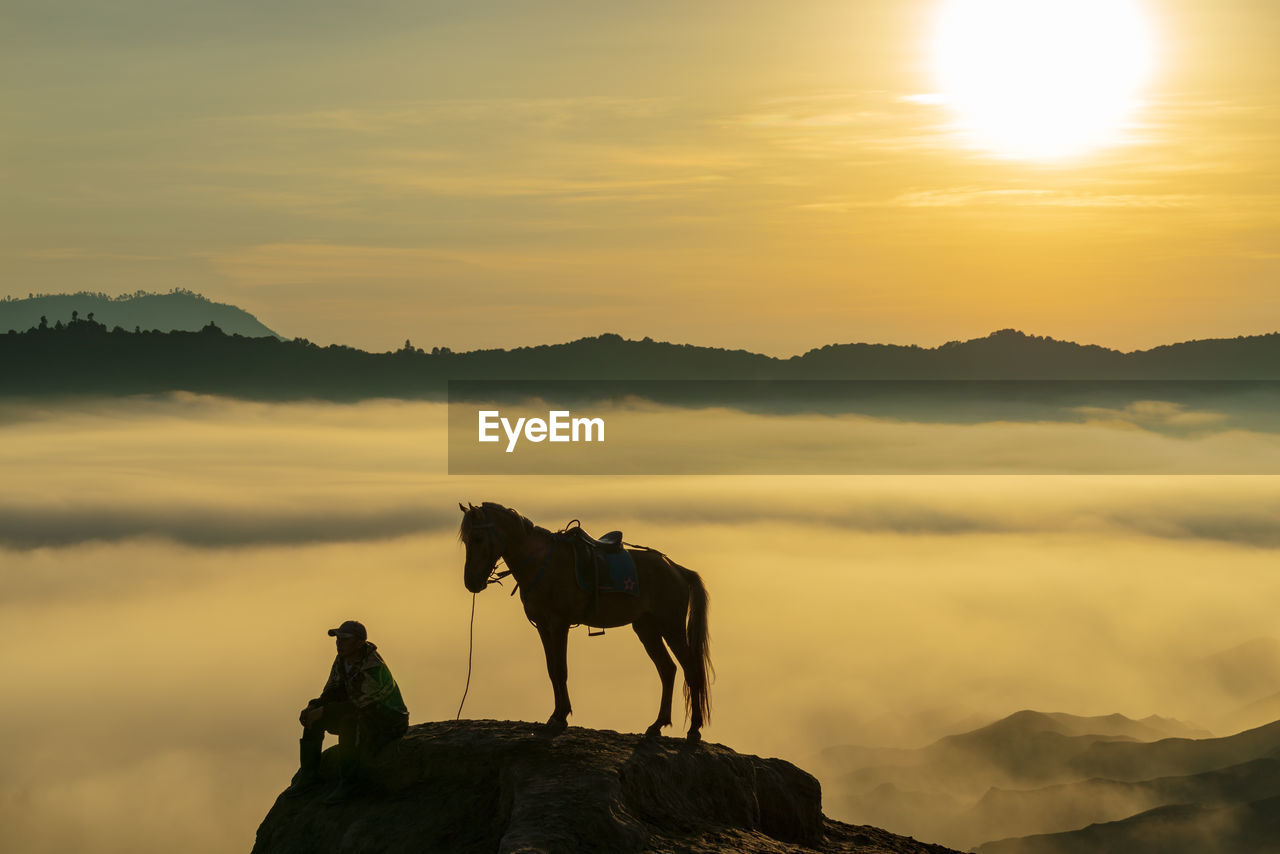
[456,506,555,720]
[456,593,477,721]
[458,505,507,721]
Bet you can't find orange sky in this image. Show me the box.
[3,0,1278,353]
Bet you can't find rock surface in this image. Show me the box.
[253,720,961,854]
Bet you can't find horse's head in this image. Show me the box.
[458,502,509,593]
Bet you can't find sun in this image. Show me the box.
[933,0,1155,160]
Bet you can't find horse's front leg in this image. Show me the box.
[536,620,572,731]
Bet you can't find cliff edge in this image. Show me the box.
[252,719,960,854]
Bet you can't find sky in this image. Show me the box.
[3,0,1279,353]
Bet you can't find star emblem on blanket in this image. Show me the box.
[624,578,636,592]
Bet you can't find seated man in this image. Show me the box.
[287,620,410,803]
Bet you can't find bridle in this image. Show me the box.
[464,503,558,595]
[467,504,513,587]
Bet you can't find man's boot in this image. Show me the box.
[284,737,321,798]
[322,740,361,804]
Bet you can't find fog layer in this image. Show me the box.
[2,396,1277,853]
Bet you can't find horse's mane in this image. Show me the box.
[458,502,547,540]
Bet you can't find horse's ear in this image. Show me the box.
[459,502,468,513]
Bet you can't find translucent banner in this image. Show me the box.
[447,380,1280,474]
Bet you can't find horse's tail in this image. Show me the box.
[677,562,713,726]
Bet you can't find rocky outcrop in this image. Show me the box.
[253,720,960,854]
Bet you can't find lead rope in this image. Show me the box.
[456,593,477,720]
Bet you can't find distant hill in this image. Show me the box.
[791,328,1280,379]
[0,290,281,338]
[966,757,1280,843]
[825,710,1214,799]
[1069,720,1280,782]
[941,710,1212,749]
[5,294,1277,382]
[1223,692,1280,737]
[2,322,1280,400]
[977,795,1280,854]
[819,711,1280,852]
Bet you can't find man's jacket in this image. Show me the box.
[319,642,409,717]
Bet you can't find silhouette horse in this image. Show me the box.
[458,502,712,742]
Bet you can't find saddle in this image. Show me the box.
[577,529,623,552]
[561,525,639,633]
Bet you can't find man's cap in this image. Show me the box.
[327,620,367,640]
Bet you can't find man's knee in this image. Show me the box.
[301,724,324,743]
[301,701,357,738]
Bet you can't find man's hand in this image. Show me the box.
[300,705,324,727]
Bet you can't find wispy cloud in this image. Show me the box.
[16,248,167,262]
[727,90,957,156]
[203,96,678,134]
[3,397,1280,551]
[202,242,668,288]
[182,97,743,211]
[1073,400,1229,428]
[204,243,474,285]
[890,188,1198,209]
[793,189,1198,212]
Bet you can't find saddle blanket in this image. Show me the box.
[574,545,639,597]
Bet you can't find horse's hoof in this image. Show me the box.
[686,730,702,745]
[643,725,663,739]
[545,717,568,734]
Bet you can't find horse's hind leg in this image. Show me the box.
[633,617,676,738]
[660,623,705,743]
[536,620,572,732]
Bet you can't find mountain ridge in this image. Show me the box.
[976,794,1280,854]
[3,291,1278,369]
[1070,720,1280,782]
[820,711,1280,852]
[966,756,1280,844]
[4,318,1280,400]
